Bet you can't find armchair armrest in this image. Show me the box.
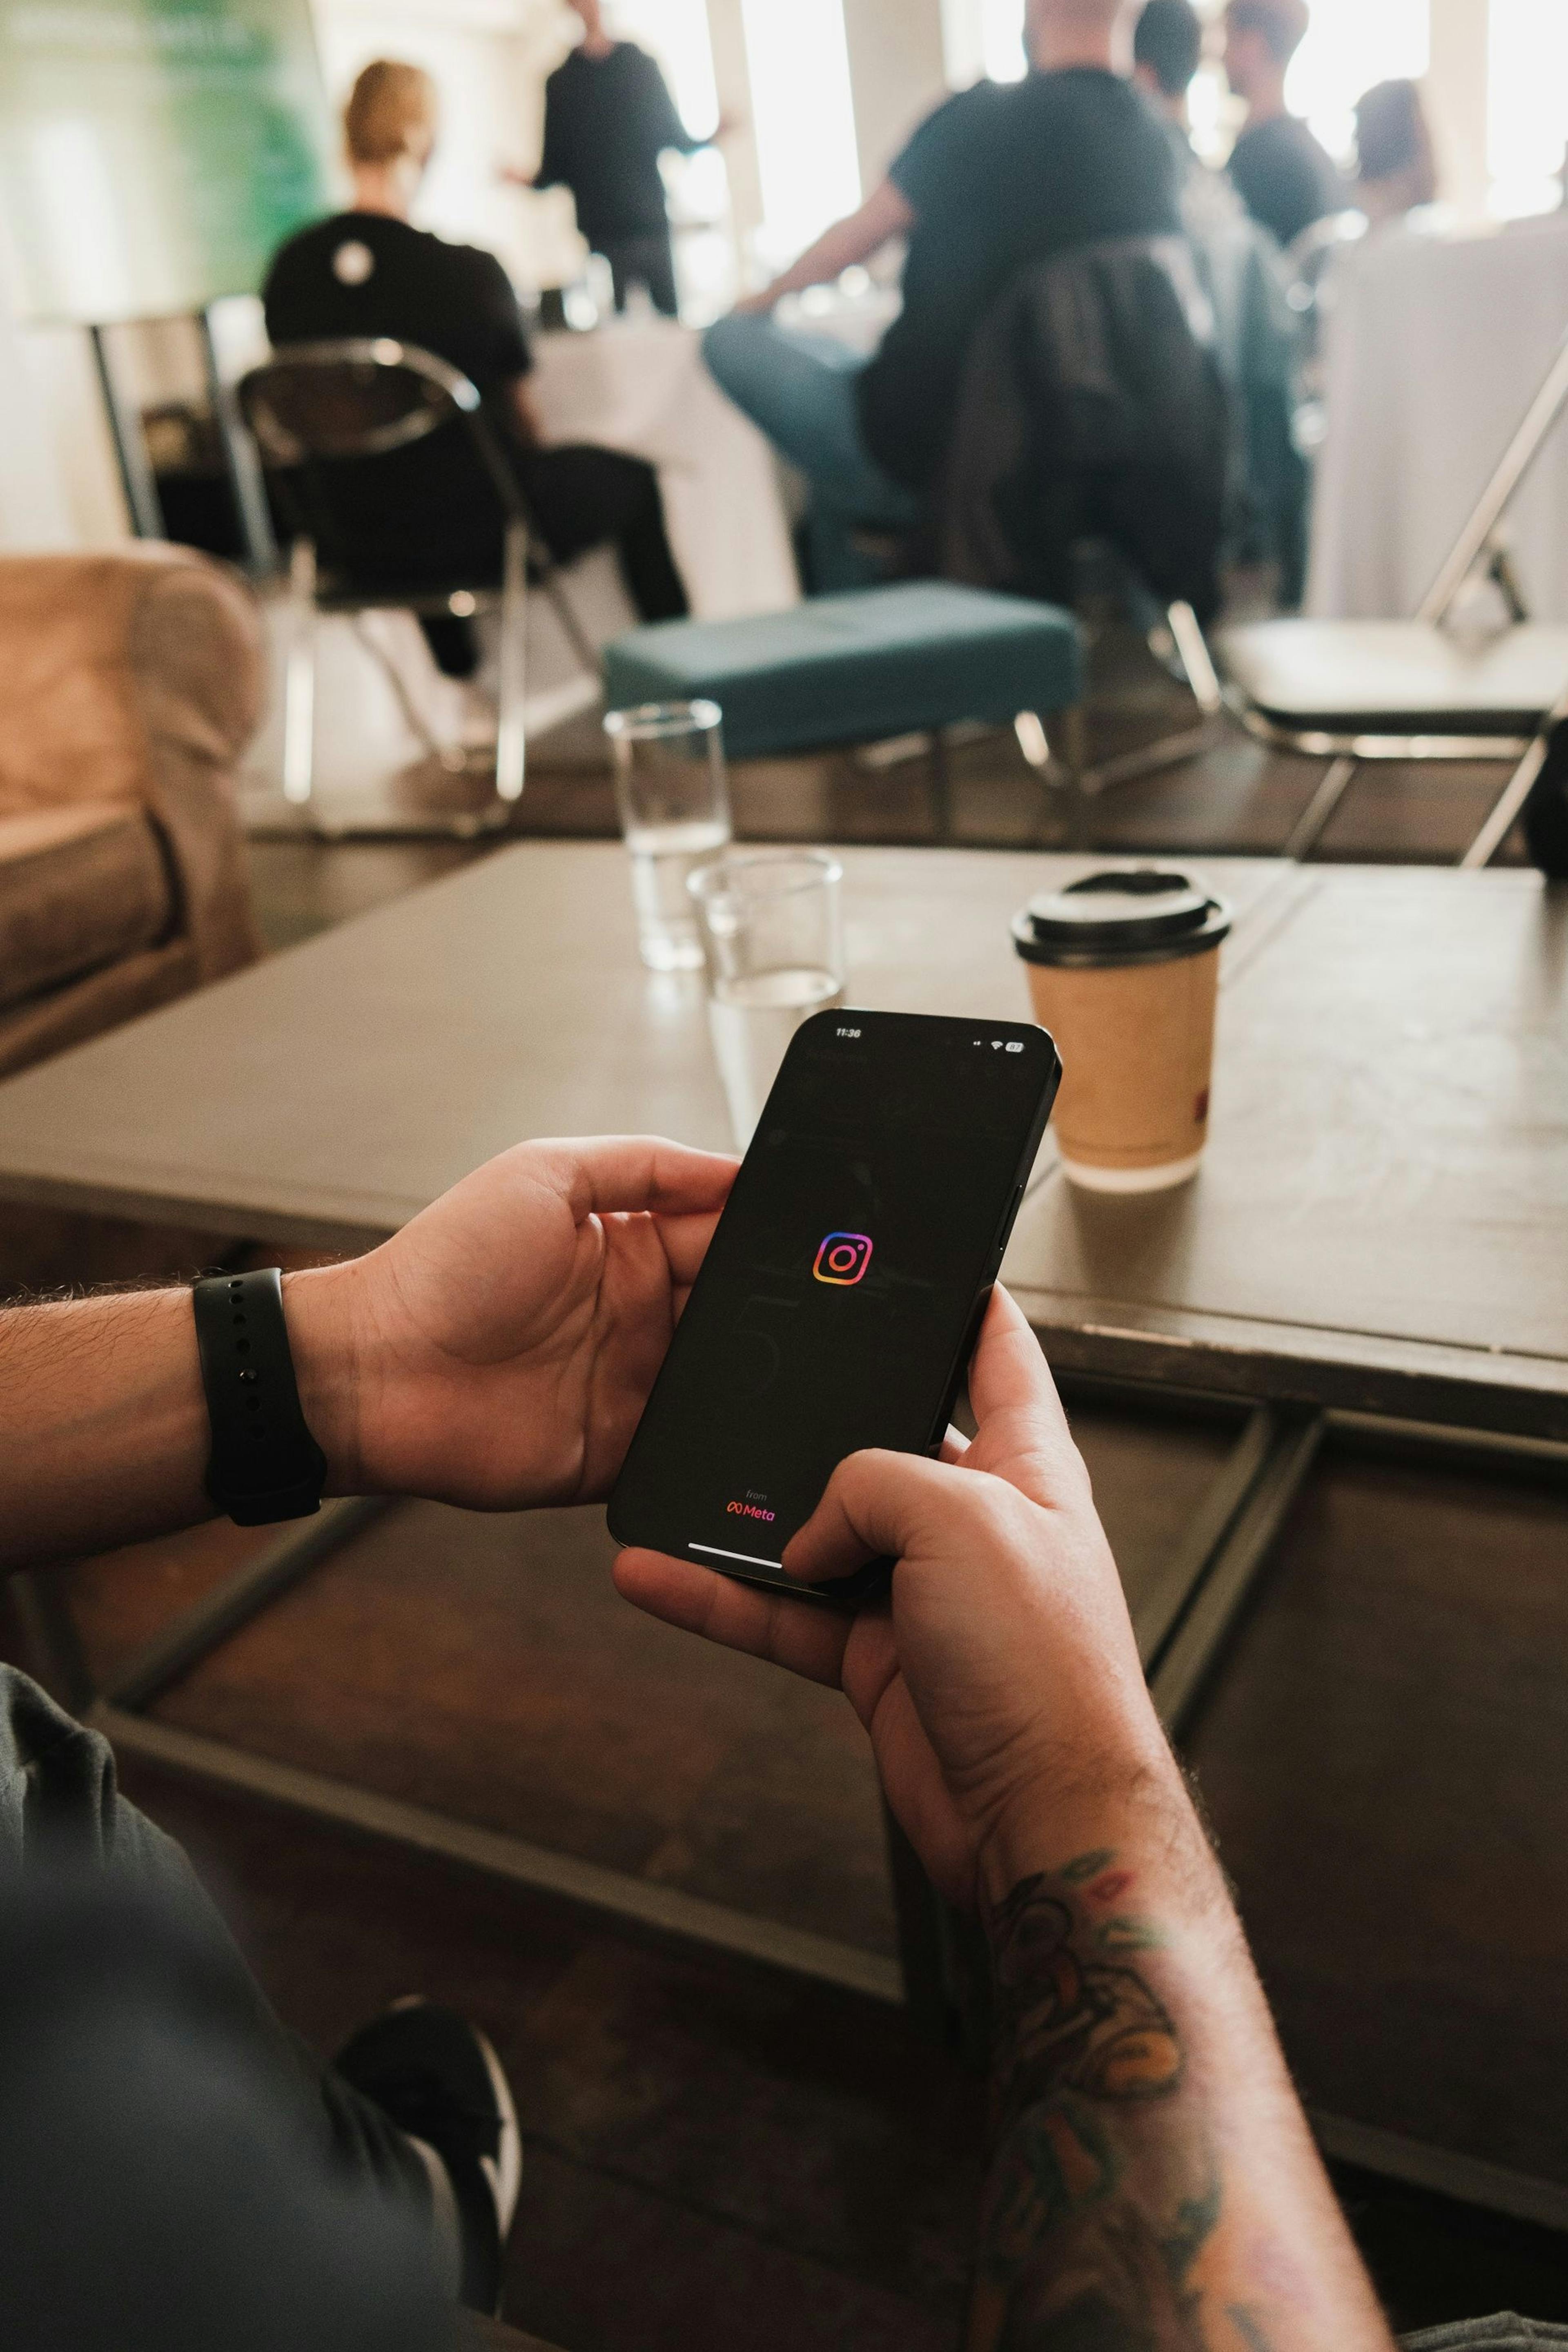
[0,545,265,983]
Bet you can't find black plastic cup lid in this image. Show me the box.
[1012,866,1233,970]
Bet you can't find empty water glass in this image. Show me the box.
[688,851,846,1147]
[606,700,732,972]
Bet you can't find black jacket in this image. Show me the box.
[938,236,1229,622]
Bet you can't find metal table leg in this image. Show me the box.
[1147,1411,1325,1737]
[11,1567,97,1715]
[1286,756,1360,862]
[103,1497,392,1714]
[78,1497,905,2006]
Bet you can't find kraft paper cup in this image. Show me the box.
[1012,867,1232,1193]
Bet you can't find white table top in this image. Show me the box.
[1307,214,1568,622]
[530,320,800,621]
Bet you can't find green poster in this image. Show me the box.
[0,0,334,322]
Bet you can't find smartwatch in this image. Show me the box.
[193,1269,328,1527]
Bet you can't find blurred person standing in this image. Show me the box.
[704,0,1180,591]
[1135,0,1307,606]
[1353,79,1439,230]
[523,0,716,318]
[1133,0,1205,176]
[1224,0,1344,251]
[264,59,688,670]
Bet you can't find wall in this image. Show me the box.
[0,0,582,551]
[0,294,77,548]
[842,0,947,187]
[1423,0,1490,221]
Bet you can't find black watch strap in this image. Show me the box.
[194,1269,328,1527]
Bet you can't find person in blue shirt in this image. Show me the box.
[702,0,1179,593]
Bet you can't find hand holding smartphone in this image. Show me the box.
[608,1010,1061,1607]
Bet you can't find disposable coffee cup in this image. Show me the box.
[1012,867,1232,1193]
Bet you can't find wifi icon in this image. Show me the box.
[991,1040,1004,1051]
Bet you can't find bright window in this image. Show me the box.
[611,0,719,138]
[1286,0,1430,165]
[939,0,1023,87]
[1488,0,1568,219]
[979,0,1026,84]
[740,0,861,265]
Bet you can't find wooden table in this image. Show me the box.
[3,841,1566,2224]
[532,322,800,622]
[2,841,1562,1442]
[0,840,1259,1251]
[1008,861,1568,1445]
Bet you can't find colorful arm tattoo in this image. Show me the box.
[969,1851,1269,2352]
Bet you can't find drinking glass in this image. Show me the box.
[688,851,846,1147]
[605,700,732,972]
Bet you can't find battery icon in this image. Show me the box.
[1005,1041,1025,1054]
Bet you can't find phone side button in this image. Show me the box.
[990,1184,1026,1273]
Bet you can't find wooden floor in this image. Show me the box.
[5,661,1567,2348]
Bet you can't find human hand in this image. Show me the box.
[615,1288,1181,1908]
[287,1137,735,1513]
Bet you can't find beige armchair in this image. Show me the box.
[0,544,263,1084]
[0,546,265,1297]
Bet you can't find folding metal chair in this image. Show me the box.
[238,339,598,828]
[1215,326,1568,873]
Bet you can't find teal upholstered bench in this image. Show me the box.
[601,582,1084,832]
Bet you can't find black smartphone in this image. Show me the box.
[608,1009,1061,1609]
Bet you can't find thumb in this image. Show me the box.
[782,1447,956,1588]
[968,1286,1067,1429]
[966,1286,1085,1509]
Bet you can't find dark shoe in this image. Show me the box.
[334,1998,521,2315]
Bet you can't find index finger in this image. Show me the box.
[613,1549,853,1688]
[539,1137,740,1219]
[646,1207,725,1291]
[782,1447,957,1589]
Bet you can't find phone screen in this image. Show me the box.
[608,1010,1060,1604]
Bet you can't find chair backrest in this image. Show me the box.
[235,339,526,589]
[238,339,480,466]
[939,235,1231,622]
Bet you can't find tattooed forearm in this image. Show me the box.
[969,1851,1245,2352]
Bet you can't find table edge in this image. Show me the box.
[1012,1287,1568,1440]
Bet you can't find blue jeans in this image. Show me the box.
[704,312,919,593]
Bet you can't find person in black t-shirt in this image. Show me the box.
[1223,0,1345,253]
[509,0,718,319]
[1133,0,1205,171]
[703,0,1180,593]
[264,59,688,670]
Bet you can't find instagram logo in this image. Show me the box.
[814,1232,873,1286]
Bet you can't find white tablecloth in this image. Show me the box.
[530,319,800,621]
[1307,216,1568,621]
